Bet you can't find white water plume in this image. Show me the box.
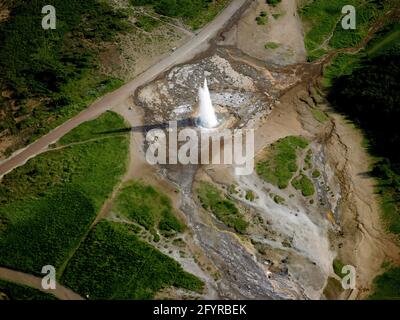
[198,78,219,128]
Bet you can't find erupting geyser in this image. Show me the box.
[198,78,219,128]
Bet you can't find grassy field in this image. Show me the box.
[366,23,400,57]
[130,0,230,30]
[265,42,280,49]
[256,136,308,189]
[113,180,184,240]
[0,112,129,275]
[0,279,57,300]
[312,109,329,123]
[300,0,388,61]
[332,259,346,278]
[197,181,248,234]
[61,220,204,299]
[58,111,129,145]
[291,174,315,197]
[323,22,400,87]
[369,267,400,300]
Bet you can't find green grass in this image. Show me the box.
[134,15,160,32]
[323,22,400,87]
[256,136,308,189]
[113,180,184,239]
[312,109,329,123]
[0,280,57,300]
[184,0,230,30]
[256,16,268,25]
[267,0,282,7]
[245,190,255,202]
[312,169,321,178]
[304,149,313,170]
[228,184,239,194]
[291,174,315,197]
[0,112,129,275]
[272,12,284,19]
[333,259,346,278]
[61,220,204,299]
[59,111,128,145]
[273,194,285,205]
[322,53,363,87]
[265,42,280,49]
[300,0,386,61]
[366,22,400,58]
[197,182,248,234]
[369,267,400,300]
[130,0,230,30]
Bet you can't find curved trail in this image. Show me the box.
[0,267,84,300]
[0,0,250,178]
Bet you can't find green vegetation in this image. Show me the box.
[312,169,321,178]
[272,12,284,19]
[245,190,255,202]
[0,0,129,154]
[0,112,129,275]
[292,174,315,197]
[130,0,230,30]
[273,194,285,205]
[256,15,268,25]
[228,184,239,194]
[256,10,268,25]
[267,0,282,7]
[299,0,387,61]
[59,111,129,145]
[333,259,345,278]
[323,22,400,87]
[256,136,308,189]
[61,220,203,299]
[369,267,400,300]
[197,182,248,233]
[304,149,312,170]
[265,42,280,49]
[366,22,400,58]
[322,53,363,87]
[113,180,184,239]
[312,109,329,123]
[135,15,160,32]
[0,280,57,300]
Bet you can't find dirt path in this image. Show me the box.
[0,267,84,300]
[0,0,250,178]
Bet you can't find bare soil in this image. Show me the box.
[221,0,306,66]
